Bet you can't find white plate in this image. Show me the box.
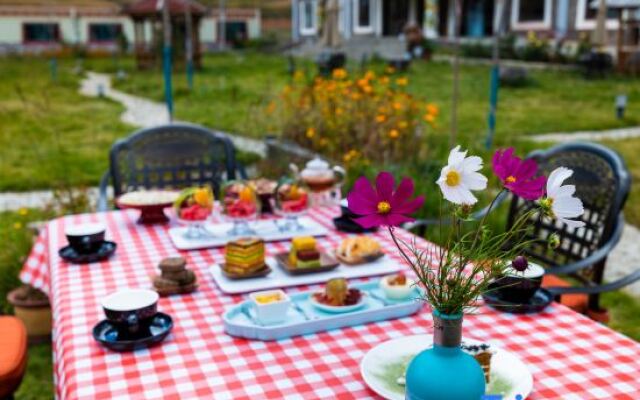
[360,335,533,400]
[169,216,329,250]
[210,256,402,294]
[308,291,367,313]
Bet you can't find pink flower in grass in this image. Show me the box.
[492,148,546,200]
[347,171,425,228]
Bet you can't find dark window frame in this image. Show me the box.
[88,23,123,43]
[22,22,60,44]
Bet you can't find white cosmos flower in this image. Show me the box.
[436,146,488,205]
[545,167,585,229]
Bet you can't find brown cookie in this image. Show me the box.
[161,269,189,282]
[152,275,181,290]
[159,257,187,272]
[179,269,197,285]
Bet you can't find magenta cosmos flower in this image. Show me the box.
[347,171,425,228]
[492,148,546,200]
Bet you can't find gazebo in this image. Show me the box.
[125,0,206,70]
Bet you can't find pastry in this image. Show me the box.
[224,237,266,275]
[153,256,198,296]
[312,278,362,306]
[461,343,495,383]
[288,236,321,268]
[336,236,382,264]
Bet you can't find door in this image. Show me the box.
[383,0,410,36]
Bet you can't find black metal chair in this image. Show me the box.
[98,123,245,211]
[406,142,640,316]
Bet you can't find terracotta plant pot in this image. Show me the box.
[7,285,52,344]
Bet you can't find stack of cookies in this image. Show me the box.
[152,257,198,296]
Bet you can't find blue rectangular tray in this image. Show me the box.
[223,281,424,341]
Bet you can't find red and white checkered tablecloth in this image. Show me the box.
[20,208,640,400]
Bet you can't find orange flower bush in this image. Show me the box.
[270,68,438,165]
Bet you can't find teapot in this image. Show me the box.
[295,157,345,193]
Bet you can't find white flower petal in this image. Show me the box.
[559,217,586,229]
[547,167,573,197]
[447,146,467,169]
[439,147,487,205]
[463,171,488,190]
[461,155,483,173]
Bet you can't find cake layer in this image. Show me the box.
[225,256,264,268]
[296,249,320,261]
[296,259,321,268]
[223,262,266,274]
[225,249,264,261]
[291,236,316,252]
[227,237,264,250]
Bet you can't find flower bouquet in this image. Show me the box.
[348,146,585,400]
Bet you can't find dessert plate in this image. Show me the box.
[309,291,367,313]
[274,252,340,276]
[360,335,533,400]
[223,281,424,341]
[220,263,272,280]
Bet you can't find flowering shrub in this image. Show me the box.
[267,68,438,165]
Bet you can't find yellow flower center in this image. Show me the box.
[377,201,391,214]
[445,170,461,187]
[506,176,517,184]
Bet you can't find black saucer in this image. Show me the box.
[332,216,378,233]
[482,287,553,314]
[59,241,117,264]
[93,312,173,352]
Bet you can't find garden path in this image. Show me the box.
[79,72,266,156]
[529,126,640,143]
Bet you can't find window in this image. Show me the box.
[23,23,59,43]
[299,0,317,35]
[354,0,374,34]
[510,0,551,30]
[575,0,619,30]
[89,23,122,43]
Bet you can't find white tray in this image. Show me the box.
[168,217,328,250]
[210,256,402,294]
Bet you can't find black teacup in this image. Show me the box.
[65,223,106,254]
[494,263,545,304]
[101,289,159,337]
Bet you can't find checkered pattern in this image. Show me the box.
[21,208,640,400]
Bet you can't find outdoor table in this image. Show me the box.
[20,208,640,399]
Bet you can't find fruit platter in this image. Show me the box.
[222,280,424,341]
[116,190,180,224]
[174,187,214,238]
[273,178,310,231]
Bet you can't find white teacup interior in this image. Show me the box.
[65,222,106,237]
[101,289,158,311]
[505,262,545,278]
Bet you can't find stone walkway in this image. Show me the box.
[529,126,640,143]
[79,72,266,156]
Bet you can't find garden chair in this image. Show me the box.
[98,123,246,211]
[0,316,28,399]
[406,142,640,320]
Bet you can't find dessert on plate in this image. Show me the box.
[379,272,414,300]
[336,236,383,265]
[461,343,495,383]
[174,187,214,222]
[117,190,179,206]
[288,236,321,268]
[312,278,363,307]
[223,237,266,276]
[152,256,198,296]
[223,182,259,219]
[276,182,309,214]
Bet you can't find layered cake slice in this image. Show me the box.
[224,237,266,275]
[461,343,495,383]
[288,236,321,268]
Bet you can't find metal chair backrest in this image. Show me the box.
[506,142,630,284]
[109,123,238,198]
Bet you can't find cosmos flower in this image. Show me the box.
[492,148,546,200]
[436,146,488,205]
[542,167,585,229]
[347,171,425,228]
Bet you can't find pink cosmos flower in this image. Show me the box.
[347,171,425,228]
[492,148,546,200]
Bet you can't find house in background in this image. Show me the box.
[0,0,261,55]
[290,0,625,51]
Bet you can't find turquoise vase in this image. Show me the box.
[405,311,486,400]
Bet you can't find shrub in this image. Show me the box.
[269,68,439,167]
